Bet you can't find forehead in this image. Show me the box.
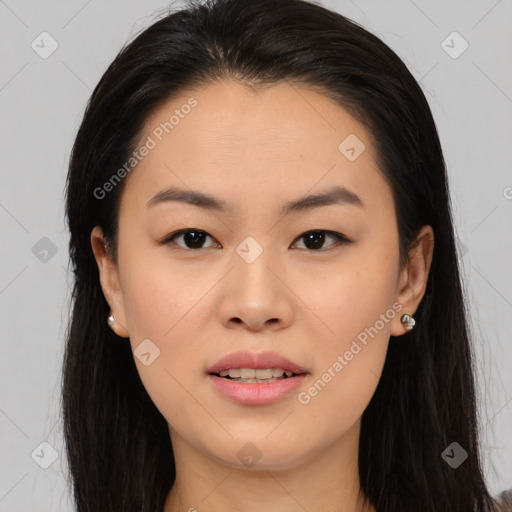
[119,79,391,218]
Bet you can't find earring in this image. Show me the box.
[107,313,123,336]
[400,313,416,331]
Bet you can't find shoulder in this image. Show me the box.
[494,488,512,512]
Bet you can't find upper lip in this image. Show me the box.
[207,350,308,375]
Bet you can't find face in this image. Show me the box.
[92,79,433,471]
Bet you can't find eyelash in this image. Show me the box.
[159,228,352,252]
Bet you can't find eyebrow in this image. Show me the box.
[146,185,364,215]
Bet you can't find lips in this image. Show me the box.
[208,373,308,405]
[206,350,308,375]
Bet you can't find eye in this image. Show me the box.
[160,229,220,250]
[291,230,352,251]
[160,228,352,251]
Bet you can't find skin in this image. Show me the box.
[91,79,434,512]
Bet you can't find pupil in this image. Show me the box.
[304,231,325,250]
[184,231,206,249]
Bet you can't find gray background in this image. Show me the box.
[0,0,511,510]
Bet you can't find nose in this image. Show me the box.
[217,244,294,333]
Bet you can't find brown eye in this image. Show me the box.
[161,228,351,251]
[292,230,351,251]
[161,229,220,250]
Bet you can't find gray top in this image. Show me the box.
[495,489,512,511]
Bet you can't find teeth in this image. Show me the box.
[217,368,296,379]
[255,369,273,379]
[241,368,255,379]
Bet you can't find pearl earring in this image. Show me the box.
[107,313,124,337]
[400,313,416,331]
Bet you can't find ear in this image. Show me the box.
[390,225,434,336]
[90,226,129,338]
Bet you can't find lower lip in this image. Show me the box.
[207,374,308,405]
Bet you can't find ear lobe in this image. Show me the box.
[90,226,129,337]
[390,225,434,336]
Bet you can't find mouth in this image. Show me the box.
[207,350,308,378]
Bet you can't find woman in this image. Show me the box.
[62,0,508,510]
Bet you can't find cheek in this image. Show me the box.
[310,242,399,345]
[117,256,213,439]
[295,285,394,447]
[119,241,208,339]
[118,244,221,385]
[299,240,399,408]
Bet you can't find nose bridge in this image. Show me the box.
[233,234,278,294]
[215,224,296,331]
[222,232,292,326]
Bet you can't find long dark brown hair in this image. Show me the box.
[62,0,499,510]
